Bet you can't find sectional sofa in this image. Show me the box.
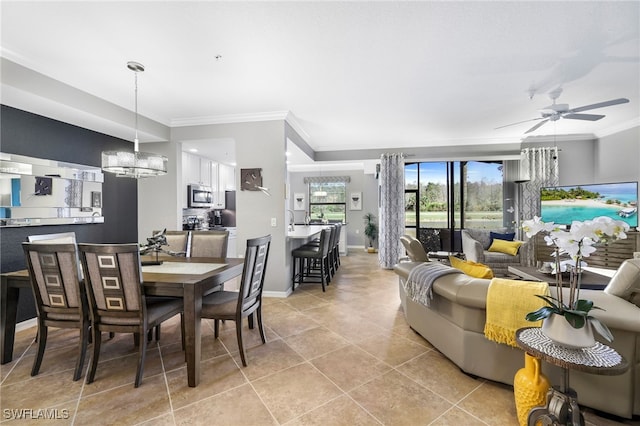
[394,259,640,419]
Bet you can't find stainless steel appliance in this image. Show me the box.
[210,210,222,226]
[187,184,213,208]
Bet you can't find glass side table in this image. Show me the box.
[515,327,628,426]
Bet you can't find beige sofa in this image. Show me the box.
[394,259,640,419]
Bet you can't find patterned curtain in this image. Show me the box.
[379,153,405,269]
[519,147,559,265]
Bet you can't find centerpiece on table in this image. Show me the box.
[139,229,187,265]
[521,215,629,348]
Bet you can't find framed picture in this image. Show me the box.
[350,192,362,210]
[293,192,305,210]
[91,191,102,208]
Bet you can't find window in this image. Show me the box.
[405,160,504,234]
[309,182,346,223]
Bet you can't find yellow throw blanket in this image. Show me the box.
[484,278,549,347]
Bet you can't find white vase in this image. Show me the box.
[541,314,596,349]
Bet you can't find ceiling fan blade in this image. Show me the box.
[569,98,629,113]
[525,119,549,134]
[494,117,545,130]
[563,113,605,121]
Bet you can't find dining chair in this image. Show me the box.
[200,234,271,367]
[189,230,229,258]
[22,242,90,381]
[152,230,190,257]
[78,243,184,387]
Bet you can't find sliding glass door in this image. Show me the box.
[405,160,504,250]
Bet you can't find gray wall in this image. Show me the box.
[287,169,379,249]
[1,105,139,321]
[169,120,290,296]
[595,127,640,184]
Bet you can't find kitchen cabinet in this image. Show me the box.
[211,163,235,209]
[226,227,237,257]
[182,152,235,210]
[182,152,212,187]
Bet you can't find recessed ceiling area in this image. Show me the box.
[1,1,638,166]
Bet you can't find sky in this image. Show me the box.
[405,161,503,187]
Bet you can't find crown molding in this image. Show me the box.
[595,117,640,138]
[170,111,289,127]
[521,133,597,144]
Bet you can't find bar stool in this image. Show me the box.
[331,223,342,271]
[292,228,332,292]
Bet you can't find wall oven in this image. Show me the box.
[187,184,213,208]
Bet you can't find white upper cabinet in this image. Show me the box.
[181,152,235,210]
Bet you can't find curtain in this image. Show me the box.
[303,176,351,184]
[518,147,559,265]
[379,153,405,269]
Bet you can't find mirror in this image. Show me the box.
[0,153,104,227]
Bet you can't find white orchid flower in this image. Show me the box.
[522,216,555,238]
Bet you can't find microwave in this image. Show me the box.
[187,184,213,208]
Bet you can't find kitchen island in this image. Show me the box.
[286,224,326,240]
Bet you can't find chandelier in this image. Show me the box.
[101,61,167,178]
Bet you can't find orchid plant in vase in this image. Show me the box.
[521,216,629,344]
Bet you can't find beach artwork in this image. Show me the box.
[540,182,638,227]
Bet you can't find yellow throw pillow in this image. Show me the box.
[449,256,494,279]
[488,239,523,256]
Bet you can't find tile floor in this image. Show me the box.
[1,250,638,425]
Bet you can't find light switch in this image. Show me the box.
[271,217,277,227]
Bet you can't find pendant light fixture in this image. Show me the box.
[101,61,168,178]
[312,166,327,197]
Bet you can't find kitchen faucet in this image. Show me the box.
[288,209,295,231]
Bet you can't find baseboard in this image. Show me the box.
[16,318,37,332]
[263,289,291,298]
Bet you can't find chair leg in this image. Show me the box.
[256,308,266,344]
[73,322,89,381]
[86,326,102,384]
[320,260,326,292]
[31,323,47,377]
[135,330,148,388]
[180,314,186,351]
[214,319,220,339]
[291,256,297,291]
[236,320,247,367]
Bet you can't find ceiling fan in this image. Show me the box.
[496,88,629,134]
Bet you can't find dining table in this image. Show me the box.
[1,255,245,388]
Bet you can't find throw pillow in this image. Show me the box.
[449,256,494,279]
[604,259,640,303]
[488,239,523,256]
[489,231,515,246]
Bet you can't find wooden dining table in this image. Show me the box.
[1,256,245,388]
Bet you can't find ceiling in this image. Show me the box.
[1,1,639,168]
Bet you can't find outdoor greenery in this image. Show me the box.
[540,186,600,201]
[405,179,503,230]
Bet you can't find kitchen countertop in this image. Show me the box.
[287,225,326,239]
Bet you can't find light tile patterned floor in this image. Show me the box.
[1,250,637,425]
